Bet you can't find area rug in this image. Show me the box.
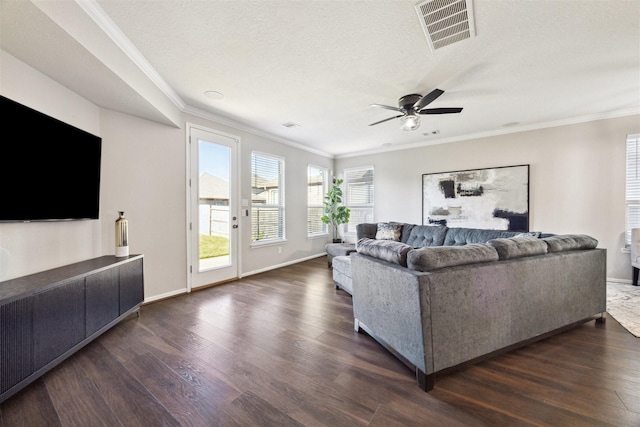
[606,282,640,337]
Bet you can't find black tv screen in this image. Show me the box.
[0,95,102,222]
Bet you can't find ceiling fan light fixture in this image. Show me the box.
[369,88,462,130]
[400,114,420,131]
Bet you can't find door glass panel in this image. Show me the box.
[198,140,231,271]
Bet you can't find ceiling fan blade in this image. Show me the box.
[418,107,463,115]
[413,88,444,110]
[369,115,403,126]
[370,103,402,112]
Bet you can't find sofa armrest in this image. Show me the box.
[351,253,433,375]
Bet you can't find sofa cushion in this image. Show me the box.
[542,234,598,252]
[407,243,499,272]
[356,223,380,240]
[486,237,548,260]
[332,256,352,295]
[399,223,415,243]
[357,238,412,266]
[405,225,448,247]
[443,227,522,246]
[375,222,403,241]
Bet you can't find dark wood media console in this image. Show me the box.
[0,255,144,403]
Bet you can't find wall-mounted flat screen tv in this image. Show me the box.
[0,95,102,222]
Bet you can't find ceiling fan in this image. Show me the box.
[369,89,463,131]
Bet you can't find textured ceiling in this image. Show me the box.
[1,0,639,157]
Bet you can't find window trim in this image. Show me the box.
[250,151,285,246]
[307,164,329,238]
[625,134,640,246]
[343,165,374,235]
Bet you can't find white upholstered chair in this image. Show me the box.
[631,228,640,285]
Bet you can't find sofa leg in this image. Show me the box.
[416,369,434,392]
[596,312,606,324]
[354,318,361,333]
[634,267,639,286]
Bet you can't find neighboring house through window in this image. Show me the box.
[198,171,230,237]
[626,134,640,245]
[344,165,374,234]
[251,151,285,243]
[307,165,328,237]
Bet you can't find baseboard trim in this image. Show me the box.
[240,252,326,278]
[607,277,632,285]
[143,288,187,304]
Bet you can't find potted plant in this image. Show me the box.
[321,178,351,243]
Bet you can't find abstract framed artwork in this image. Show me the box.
[422,164,530,231]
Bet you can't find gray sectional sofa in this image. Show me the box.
[350,222,607,392]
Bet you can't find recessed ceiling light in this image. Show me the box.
[204,91,224,100]
[502,122,520,127]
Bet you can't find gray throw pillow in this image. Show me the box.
[375,222,402,241]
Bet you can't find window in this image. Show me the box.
[307,165,328,236]
[626,134,640,245]
[344,166,374,234]
[251,152,285,243]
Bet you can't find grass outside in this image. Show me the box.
[199,234,229,259]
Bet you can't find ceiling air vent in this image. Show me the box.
[415,0,476,51]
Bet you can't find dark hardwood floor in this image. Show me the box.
[2,256,640,426]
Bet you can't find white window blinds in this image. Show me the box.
[307,165,328,236]
[251,152,285,242]
[344,166,374,234]
[626,134,640,245]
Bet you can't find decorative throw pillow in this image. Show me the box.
[375,222,402,241]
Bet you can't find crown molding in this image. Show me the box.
[75,0,185,110]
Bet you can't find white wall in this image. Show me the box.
[99,109,187,300]
[335,115,639,282]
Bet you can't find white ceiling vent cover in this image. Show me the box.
[415,0,476,51]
